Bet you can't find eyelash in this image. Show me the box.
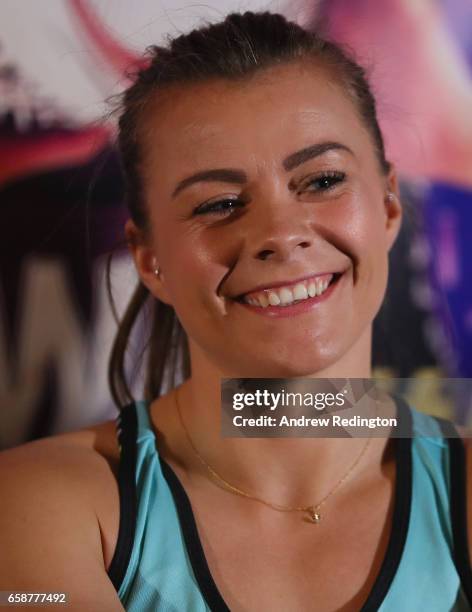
[192,171,346,217]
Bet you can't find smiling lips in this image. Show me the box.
[238,273,337,308]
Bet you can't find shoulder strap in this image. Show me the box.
[434,416,472,604]
[107,402,138,592]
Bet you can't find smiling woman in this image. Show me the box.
[1,9,471,612]
[111,10,397,395]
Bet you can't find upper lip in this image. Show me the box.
[232,270,344,299]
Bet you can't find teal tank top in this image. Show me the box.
[107,396,472,611]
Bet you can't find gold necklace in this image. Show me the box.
[174,388,374,524]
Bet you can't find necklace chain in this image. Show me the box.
[174,388,374,523]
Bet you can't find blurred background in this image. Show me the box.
[1,0,471,449]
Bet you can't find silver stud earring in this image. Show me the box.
[153,258,161,278]
[386,192,396,203]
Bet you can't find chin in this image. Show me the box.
[226,350,342,379]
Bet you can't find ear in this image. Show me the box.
[125,219,174,306]
[383,165,403,252]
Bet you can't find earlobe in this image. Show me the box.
[384,169,403,251]
[139,252,174,306]
[141,255,172,305]
[153,258,161,279]
[124,219,173,306]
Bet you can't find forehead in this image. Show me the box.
[140,60,369,188]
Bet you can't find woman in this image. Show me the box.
[1,11,471,612]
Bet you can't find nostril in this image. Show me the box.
[299,241,310,249]
[257,249,275,261]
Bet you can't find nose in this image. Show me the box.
[250,209,313,262]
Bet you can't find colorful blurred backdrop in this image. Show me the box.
[1,0,471,448]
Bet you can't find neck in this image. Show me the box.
[173,327,383,508]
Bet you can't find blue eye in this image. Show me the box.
[193,171,346,217]
[303,171,346,192]
[193,198,244,216]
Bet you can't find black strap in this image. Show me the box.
[360,394,413,611]
[160,458,231,612]
[107,402,138,591]
[435,416,472,605]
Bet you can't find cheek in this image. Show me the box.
[339,185,389,252]
[157,222,228,309]
[338,188,384,243]
[348,194,390,308]
[331,189,389,307]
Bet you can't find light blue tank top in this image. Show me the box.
[107,396,472,611]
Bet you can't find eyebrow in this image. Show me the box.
[171,141,354,198]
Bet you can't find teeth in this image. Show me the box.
[279,287,293,305]
[307,282,317,298]
[293,283,308,300]
[243,273,336,307]
[257,293,270,308]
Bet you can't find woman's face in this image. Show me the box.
[130,59,402,377]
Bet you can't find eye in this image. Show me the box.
[193,197,245,217]
[301,171,346,193]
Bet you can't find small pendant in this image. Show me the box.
[306,507,321,523]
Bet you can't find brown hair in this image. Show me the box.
[108,10,391,409]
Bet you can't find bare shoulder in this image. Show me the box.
[0,419,123,610]
[53,415,122,465]
[3,416,120,502]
